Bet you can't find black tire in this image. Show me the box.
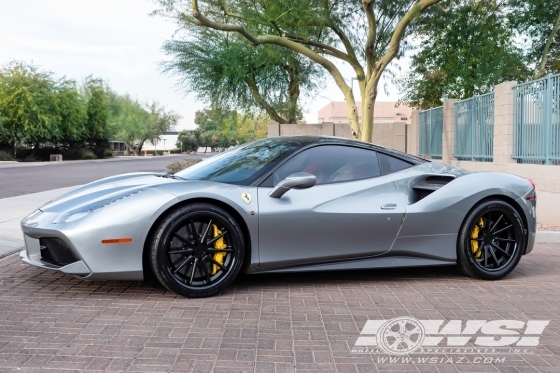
[457,199,525,280]
[150,203,245,298]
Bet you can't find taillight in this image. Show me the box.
[526,179,536,200]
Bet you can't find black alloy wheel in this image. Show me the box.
[150,203,245,297]
[458,199,525,280]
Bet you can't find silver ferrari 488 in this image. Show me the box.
[20,136,537,297]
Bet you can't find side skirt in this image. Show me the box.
[255,256,455,274]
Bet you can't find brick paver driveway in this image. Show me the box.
[1,244,559,373]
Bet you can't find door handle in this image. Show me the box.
[381,203,397,210]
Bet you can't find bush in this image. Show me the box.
[103,147,113,158]
[78,148,97,160]
[0,151,14,161]
[166,158,203,174]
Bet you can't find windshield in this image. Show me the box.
[175,138,304,185]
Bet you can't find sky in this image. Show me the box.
[0,0,402,130]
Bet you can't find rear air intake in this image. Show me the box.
[39,238,79,267]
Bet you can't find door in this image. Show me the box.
[257,145,406,268]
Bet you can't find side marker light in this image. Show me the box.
[102,238,133,244]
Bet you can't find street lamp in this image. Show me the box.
[163,139,167,155]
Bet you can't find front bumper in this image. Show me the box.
[19,234,91,277]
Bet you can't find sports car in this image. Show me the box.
[20,136,537,297]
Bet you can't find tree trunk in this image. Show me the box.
[357,71,382,143]
[534,8,560,80]
[137,139,146,154]
[245,76,287,124]
[285,66,300,123]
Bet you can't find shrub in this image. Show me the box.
[165,158,203,174]
[103,147,114,158]
[0,151,14,161]
[78,148,97,160]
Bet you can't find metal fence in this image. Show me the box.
[454,92,495,161]
[512,73,560,165]
[419,106,443,159]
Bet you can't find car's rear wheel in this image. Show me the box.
[457,199,525,280]
[150,203,245,298]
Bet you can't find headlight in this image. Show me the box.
[53,189,143,224]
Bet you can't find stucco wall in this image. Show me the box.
[317,101,412,124]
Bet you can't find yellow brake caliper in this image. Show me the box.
[471,218,484,259]
[211,224,227,275]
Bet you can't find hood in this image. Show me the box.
[39,172,179,213]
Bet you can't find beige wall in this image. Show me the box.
[318,101,412,125]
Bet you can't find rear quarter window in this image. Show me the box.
[378,153,413,175]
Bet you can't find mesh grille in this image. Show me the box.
[39,238,79,266]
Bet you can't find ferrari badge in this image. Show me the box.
[241,192,252,204]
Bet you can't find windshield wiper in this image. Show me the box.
[160,173,185,180]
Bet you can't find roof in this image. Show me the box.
[266,135,428,165]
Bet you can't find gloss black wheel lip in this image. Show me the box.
[161,211,238,292]
[468,207,521,273]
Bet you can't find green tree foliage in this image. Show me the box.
[177,106,268,152]
[509,0,560,78]
[0,62,60,152]
[177,130,200,152]
[111,97,180,156]
[162,27,319,124]
[155,0,442,142]
[0,61,178,159]
[398,0,530,109]
[83,77,109,142]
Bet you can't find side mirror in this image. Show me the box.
[269,172,316,198]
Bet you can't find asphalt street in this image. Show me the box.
[0,154,211,199]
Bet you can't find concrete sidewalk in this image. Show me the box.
[0,186,75,257]
[0,153,190,169]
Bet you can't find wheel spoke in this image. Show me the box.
[208,257,228,272]
[200,257,211,283]
[206,231,228,246]
[489,246,500,266]
[207,248,234,253]
[189,258,199,285]
[168,248,193,255]
[492,224,513,236]
[173,256,194,274]
[200,220,212,244]
[483,246,489,268]
[490,214,503,232]
[494,237,516,243]
[188,221,199,243]
[491,242,512,257]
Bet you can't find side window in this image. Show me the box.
[378,153,413,175]
[270,145,381,186]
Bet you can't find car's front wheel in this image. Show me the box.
[457,199,525,280]
[150,203,245,298]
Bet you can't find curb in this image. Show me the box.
[0,248,20,260]
[535,231,560,244]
